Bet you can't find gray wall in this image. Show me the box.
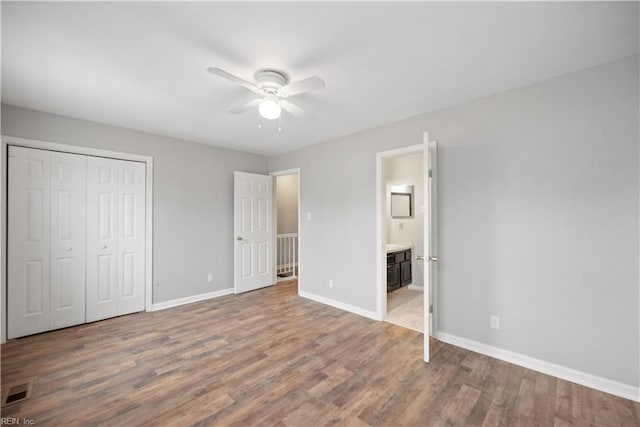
[276,174,298,235]
[268,56,639,387]
[1,105,268,308]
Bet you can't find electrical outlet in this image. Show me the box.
[399,222,404,230]
[207,273,213,283]
[307,212,312,220]
[328,279,334,288]
[491,315,500,329]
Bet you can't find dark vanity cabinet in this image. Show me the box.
[387,262,399,290]
[400,258,412,286]
[387,249,412,293]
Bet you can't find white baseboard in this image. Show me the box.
[299,290,380,321]
[436,331,640,402]
[407,284,424,292]
[151,288,234,311]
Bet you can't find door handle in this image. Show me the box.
[66,247,73,252]
[236,236,243,241]
[429,256,438,262]
[102,245,107,250]
[415,255,425,261]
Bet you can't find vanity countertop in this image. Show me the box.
[386,243,413,253]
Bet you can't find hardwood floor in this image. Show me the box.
[1,280,638,426]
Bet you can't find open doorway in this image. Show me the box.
[376,134,437,363]
[272,170,300,291]
[383,152,425,333]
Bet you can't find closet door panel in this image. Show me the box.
[9,147,147,335]
[50,152,87,329]
[117,161,146,315]
[86,157,119,322]
[8,146,51,338]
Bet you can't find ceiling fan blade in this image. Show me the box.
[230,98,262,114]
[280,76,325,97]
[207,67,262,94]
[280,99,313,119]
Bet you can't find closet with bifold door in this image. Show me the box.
[7,145,146,339]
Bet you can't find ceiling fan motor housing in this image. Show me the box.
[255,69,289,92]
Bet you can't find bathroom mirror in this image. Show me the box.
[390,185,414,218]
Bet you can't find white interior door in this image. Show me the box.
[8,146,51,338]
[87,157,119,321]
[116,160,146,315]
[234,171,274,294]
[49,151,87,330]
[87,157,145,321]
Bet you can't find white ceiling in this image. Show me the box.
[2,2,638,155]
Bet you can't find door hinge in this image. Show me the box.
[428,169,433,178]
[429,304,433,314]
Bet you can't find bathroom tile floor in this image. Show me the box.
[386,287,424,333]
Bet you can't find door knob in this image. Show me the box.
[102,245,107,249]
[429,256,438,262]
[236,236,243,241]
[66,247,72,252]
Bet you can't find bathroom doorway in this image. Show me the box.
[272,169,300,291]
[376,133,437,363]
[384,151,425,333]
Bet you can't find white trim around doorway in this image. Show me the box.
[270,168,301,294]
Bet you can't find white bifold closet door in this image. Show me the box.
[8,146,146,339]
[8,147,87,339]
[86,157,145,322]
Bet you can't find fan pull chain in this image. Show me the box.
[278,115,282,133]
[257,113,262,129]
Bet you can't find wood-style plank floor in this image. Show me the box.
[1,280,638,426]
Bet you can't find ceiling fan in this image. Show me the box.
[207,67,325,121]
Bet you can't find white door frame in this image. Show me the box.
[1,135,154,340]
[427,140,439,338]
[1,143,3,343]
[270,168,301,294]
[375,134,432,362]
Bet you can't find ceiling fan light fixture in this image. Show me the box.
[258,98,281,120]
[207,67,324,120]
